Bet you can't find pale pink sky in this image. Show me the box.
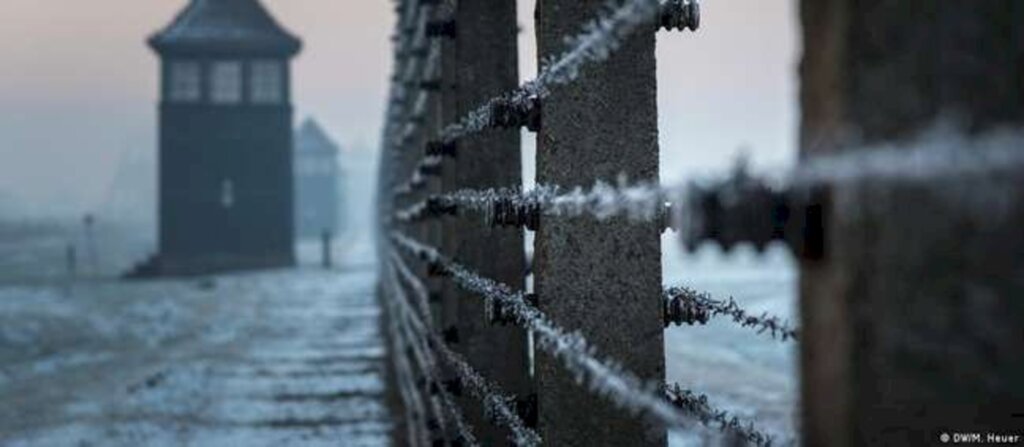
[0,0,798,216]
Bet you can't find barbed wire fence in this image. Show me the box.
[374,0,803,445]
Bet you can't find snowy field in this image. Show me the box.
[0,221,796,446]
[0,224,391,446]
[662,236,799,445]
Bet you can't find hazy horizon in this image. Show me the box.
[0,0,797,219]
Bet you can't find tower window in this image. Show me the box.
[210,61,243,104]
[250,60,283,104]
[168,61,201,102]
[221,179,235,209]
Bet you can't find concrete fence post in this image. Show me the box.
[440,0,532,444]
[799,1,1024,445]
[384,1,428,445]
[534,1,665,445]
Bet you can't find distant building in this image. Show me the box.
[294,119,345,239]
[134,0,302,277]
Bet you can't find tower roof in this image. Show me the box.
[150,0,301,56]
[296,119,341,156]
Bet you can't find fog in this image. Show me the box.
[0,0,797,224]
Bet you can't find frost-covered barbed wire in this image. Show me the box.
[389,43,443,153]
[437,383,480,447]
[388,5,430,102]
[393,0,665,195]
[385,258,490,447]
[438,0,662,143]
[388,261,539,446]
[395,45,442,135]
[386,262,482,447]
[792,126,1024,187]
[430,334,542,446]
[384,0,445,158]
[393,320,433,446]
[392,156,444,196]
[395,180,681,228]
[385,263,431,447]
[385,278,432,447]
[389,277,479,447]
[390,231,741,437]
[391,250,435,325]
[663,287,799,342]
[394,195,459,223]
[389,276,482,447]
[665,383,775,447]
[398,128,1024,222]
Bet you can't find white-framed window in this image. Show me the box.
[210,61,243,104]
[250,60,284,104]
[220,179,235,208]
[168,61,201,102]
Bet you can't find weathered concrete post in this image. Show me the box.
[435,0,458,335]
[382,2,428,445]
[534,1,664,445]
[440,0,532,444]
[799,2,1024,445]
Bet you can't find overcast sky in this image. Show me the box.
[0,0,798,218]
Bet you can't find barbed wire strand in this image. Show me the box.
[438,0,663,143]
[666,383,777,446]
[385,282,432,447]
[391,249,435,324]
[388,263,482,447]
[394,0,665,195]
[390,231,782,446]
[663,286,799,342]
[385,263,480,447]
[395,127,1024,229]
[387,256,534,446]
[395,180,679,226]
[430,334,542,447]
[385,261,456,443]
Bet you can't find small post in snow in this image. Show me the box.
[321,229,333,269]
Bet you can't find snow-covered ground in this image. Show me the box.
[663,237,799,445]
[0,220,796,445]
[0,220,155,285]
[0,228,391,446]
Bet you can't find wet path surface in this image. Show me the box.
[0,256,391,446]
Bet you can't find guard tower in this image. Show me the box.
[147,0,302,275]
[294,118,344,239]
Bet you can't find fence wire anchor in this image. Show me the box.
[442,326,460,344]
[488,96,541,132]
[419,79,442,91]
[664,289,711,327]
[419,163,443,178]
[489,197,540,231]
[443,378,463,397]
[516,393,539,428]
[426,19,457,39]
[524,293,539,308]
[425,140,457,158]
[486,296,515,326]
[680,169,830,260]
[660,0,700,32]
